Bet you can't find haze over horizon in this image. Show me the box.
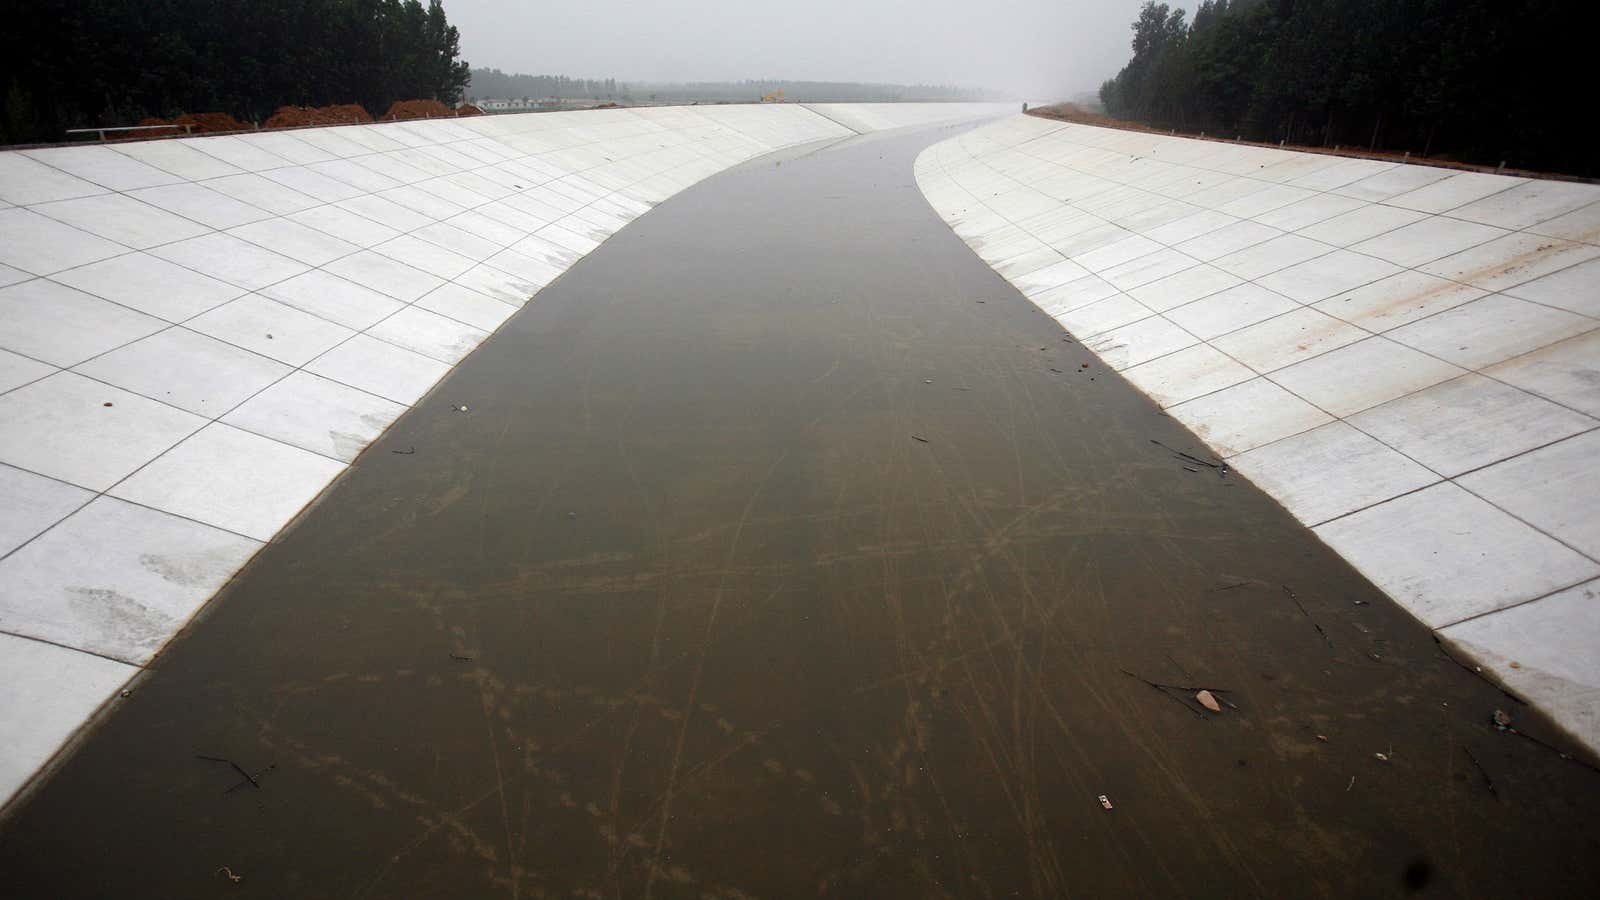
[444,0,1165,100]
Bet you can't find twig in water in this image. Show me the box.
[910,435,930,443]
[1149,439,1225,469]
[1283,585,1334,649]
[216,866,243,883]
[1346,776,1355,792]
[196,755,263,791]
[1462,746,1497,797]
[391,447,416,455]
[1120,669,1235,720]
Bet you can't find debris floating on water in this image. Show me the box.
[1098,794,1114,810]
[1196,690,1223,713]
[911,435,930,443]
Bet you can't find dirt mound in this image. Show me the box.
[262,104,372,129]
[381,99,455,121]
[456,104,484,117]
[137,111,246,136]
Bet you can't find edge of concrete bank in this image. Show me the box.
[913,114,1600,757]
[0,102,1009,813]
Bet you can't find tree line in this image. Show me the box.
[465,71,1005,105]
[1097,0,1589,176]
[2,0,470,144]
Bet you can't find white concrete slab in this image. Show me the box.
[0,496,261,662]
[1168,377,1332,457]
[0,153,106,205]
[304,334,451,407]
[109,422,345,541]
[1349,374,1595,477]
[1447,180,1600,231]
[0,634,135,807]
[0,348,54,394]
[1231,421,1439,525]
[259,270,405,331]
[1440,580,1600,749]
[1256,250,1401,304]
[1166,283,1298,341]
[0,208,127,276]
[49,252,245,323]
[1055,294,1153,338]
[1297,204,1428,246]
[414,283,519,332]
[150,233,308,291]
[1484,331,1600,417]
[125,183,272,230]
[1126,263,1242,312]
[373,234,475,280]
[1385,294,1595,369]
[0,371,204,491]
[1213,234,1334,281]
[0,464,93,557]
[20,146,180,192]
[1312,271,1486,332]
[1211,307,1367,374]
[1120,343,1256,408]
[1348,216,1508,268]
[1384,171,1523,214]
[1315,484,1599,628]
[31,194,210,250]
[185,294,353,367]
[1083,315,1197,370]
[1458,430,1600,559]
[1503,256,1600,317]
[221,371,404,462]
[321,250,444,303]
[0,278,166,367]
[367,306,489,364]
[1268,336,1465,418]
[72,328,290,416]
[1421,232,1600,294]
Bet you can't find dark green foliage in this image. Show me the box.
[1099,0,1589,175]
[0,0,471,144]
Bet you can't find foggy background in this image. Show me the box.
[443,0,1172,100]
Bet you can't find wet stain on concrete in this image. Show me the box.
[3,123,1599,898]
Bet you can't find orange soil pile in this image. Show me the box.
[137,111,246,136]
[456,104,484,117]
[262,103,373,129]
[380,99,455,120]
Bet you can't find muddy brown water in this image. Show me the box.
[3,123,1597,898]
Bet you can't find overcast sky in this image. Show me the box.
[443,1,1177,99]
